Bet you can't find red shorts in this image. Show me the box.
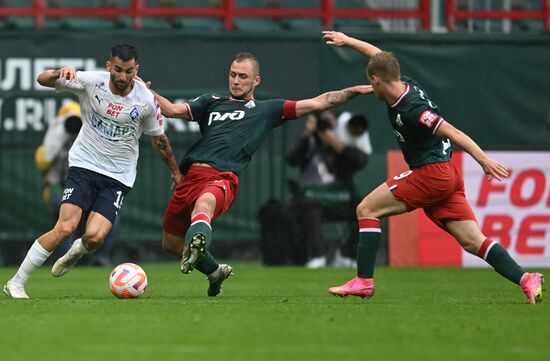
[385,161,476,229]
[163,165,239,237]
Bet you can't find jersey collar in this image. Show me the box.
[229,97,255,102]
[390,82,409,108]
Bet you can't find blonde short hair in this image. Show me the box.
[366,51,400,82]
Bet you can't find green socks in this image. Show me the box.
[476,239,525,284]
[356,218,381,279]
[184,212,219,275]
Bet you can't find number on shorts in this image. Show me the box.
[113,190,125,210]
[393,170,413,180]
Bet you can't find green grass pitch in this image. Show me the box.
[0,263,548,361]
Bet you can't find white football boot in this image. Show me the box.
[51,238,85,277]
[3,279,29,299]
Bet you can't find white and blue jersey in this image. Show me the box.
[55,71,164,187]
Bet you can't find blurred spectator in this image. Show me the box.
[35,101,116,266]
[286,110,371,268]
[35,101,82,215]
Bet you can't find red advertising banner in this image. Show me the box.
[388,151,550,267]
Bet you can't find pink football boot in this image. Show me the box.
[520,272,544,304]
[329,277,375,298]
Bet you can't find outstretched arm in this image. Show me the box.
[150,134,183,186]
[436,121,509,181]
[322,31,382,58]
[295,85,373,118]
[133,76,190,120]
[152,91,191,120]
[37,67,77,88]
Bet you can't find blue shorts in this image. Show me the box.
[61,167,131,224]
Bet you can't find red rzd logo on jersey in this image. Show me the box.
[418,110,438,128]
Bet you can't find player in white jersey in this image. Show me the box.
[3,44,182,299]
[63,70,163,187]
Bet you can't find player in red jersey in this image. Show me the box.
[151,52,373,297]
[322,31,543,304]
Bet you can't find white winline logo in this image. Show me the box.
[208,110,245,125]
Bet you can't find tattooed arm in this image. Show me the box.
[150,134,183,186]
[294,85,374,118]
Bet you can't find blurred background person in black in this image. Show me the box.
[286,110,372,268]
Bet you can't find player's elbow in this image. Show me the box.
[37,73,52,87]
[371,47,383,56]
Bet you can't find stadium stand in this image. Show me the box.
[333,0,384,34]
[450,0,547,33]
[0,0,434,32]
[277,0,323,32]
[233,0,281,32]
[0,1,548,35]
[163,0,224,31]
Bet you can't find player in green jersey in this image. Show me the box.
[151,52,373,296]
[322,31,543,304]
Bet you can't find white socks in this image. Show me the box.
[12,240,52,286]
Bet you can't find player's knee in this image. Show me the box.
[54,221,78,240]
[194,193,217,216]
[356,201,375,218]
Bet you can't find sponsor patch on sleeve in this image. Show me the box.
[418,110,439,128]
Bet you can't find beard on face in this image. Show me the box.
[111,74,131,92]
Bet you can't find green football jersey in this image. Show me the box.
[387,75,451,168]
[180,93,290,175]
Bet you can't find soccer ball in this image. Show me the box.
[109,263,148,299]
